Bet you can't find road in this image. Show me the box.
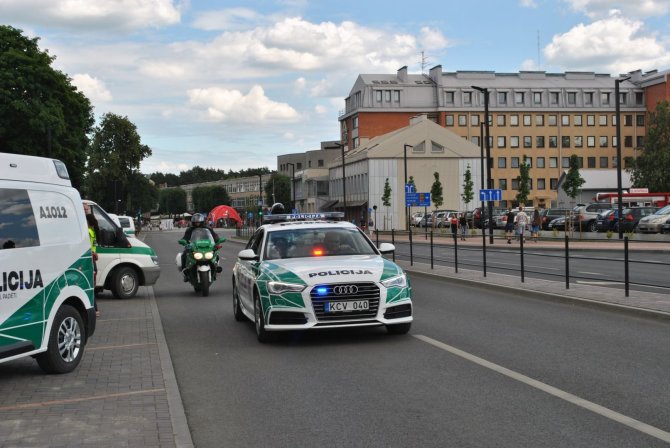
[146,230,670,447]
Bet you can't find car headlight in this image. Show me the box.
[267,281,306,294]
[381,274,407,288]
[194,252,204,260]
[204,252,214,260]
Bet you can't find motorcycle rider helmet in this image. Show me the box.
[191,213,206,227]
[270,203,285,215]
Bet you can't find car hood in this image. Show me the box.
[260,255,402,286]
[640,215,667,223]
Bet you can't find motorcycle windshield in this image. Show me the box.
[190,228,215,244]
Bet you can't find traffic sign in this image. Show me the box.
[405,192,431,207]
[405,184,415,193]
[479,189,502,202]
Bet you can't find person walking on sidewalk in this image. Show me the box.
[516,206,529,243]
[505,208,515,244]
[459,213,467,241]
[531,209,541,242]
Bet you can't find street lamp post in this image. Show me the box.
[472,85,493,244]
[287,162,295,212]
[404,144,412,230]
[258,173,263,223]
[340,144,347,218]
[615,76,631,240]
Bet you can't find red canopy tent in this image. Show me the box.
[207,205,242,227]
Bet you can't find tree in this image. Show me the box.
[461,165,474,210]
[192,185,231,213]
[85,113,152,211]
[382,178,392,230]
[515,155,531,206]
[158,188,187,215]
[126,173,159,216]
[627,101,670,191]
[430,172,443,228]
[265,174,291,209]
[562,154,585,232]
[0,25,94,189]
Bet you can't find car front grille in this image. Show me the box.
[310,282,380,322]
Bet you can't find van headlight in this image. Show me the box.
[204,252,214,260]
[151,256,159,265]
[267,281,306,294]
[194,252,204,260]
[381,274,407,288]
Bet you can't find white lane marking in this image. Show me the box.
[414,334,670,443]
[576,281,620,285]
[581,271,605,276]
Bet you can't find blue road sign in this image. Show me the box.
[406,192,431,207]
[405,184,415,193]
[479,189,503,201]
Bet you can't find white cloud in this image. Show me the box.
[0,0,183,31]
[419,27,450,51]
[294,77,307,94]
[519,58,541,71]
[192,8,262,31]
[544,13,670,73]
[187,85,300,123]
[314,104,328,115]
[71,73,112,102]
[283,132,295,140]
[564,0,670,18]
[520,0,538,7]
[139,61,188,79]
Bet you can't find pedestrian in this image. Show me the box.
[86,213,101,318]
[450,214,458,236]
[459,213,467,241]
[516,205,529,243]
[531,209,542,242]
[505,208,515,244]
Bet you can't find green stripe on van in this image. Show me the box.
[96,246,155,256]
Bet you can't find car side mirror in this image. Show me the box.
[238,249,259,261]
[178,239,188,246]
[378,243,395,254]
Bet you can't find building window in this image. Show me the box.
[497,136,506,148]
[352,116,359,129]
[375,91,382,102]
[612,136,617,148]
[384,91,391,102]
[562,157,570,168]
[511,179,520,190]
[574,136,583,147]
[523,136,532,148]
[393,90,400,102]
[523,115,532,126]
[587,115,595,126]
[619,92,627,105]
[526,157,533,168]
[510,136,519,148]
[549,157,558,168]
[635,92,644,105]
[471,114,480,126]
[471,136,480,146]
[624,136,633,148]
[637,136,644,147]
[463,91,472,104]
[499,179,507,190]
[446,115,454,126]
[536,115,544,126]
[600,156,608,168]
[515,92,525,104]
[431,141,445,153]
[599,136,608,147]
[548,115,557,126]
[445,91,454,104]
[599,114,607,126]
[413,141,425,152]
[511,157,520,168]
[612,156,618,168]
[601,92,610,105]
[562,136,570,148]
[550,92,559,105]
[498,91,508,104]
[549,136,558,148]
[587,136,595,147]
[498,157,507,168]
[574,115,583,126]
[308,160,312,168]
[296,162,303,170]
[585,92,593,105]
[318,159,324,167]
[536,136,545,148]
[497,115,506,126]
[537,157,545,168]
[537,178,546,190]
[533,92,542,104]
[352,138,359,149]
[510,114,519,126]
[588,157,596,168]
[458,115,467,126]
[561,115,570,126]
[567,92,576,105]
[637,114,645,126]
[624,115,633,126]
[550,178,558,190]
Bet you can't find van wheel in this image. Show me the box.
[36,305,85,374]
[111,266,139,299]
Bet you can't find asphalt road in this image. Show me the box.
[146,230,670,448]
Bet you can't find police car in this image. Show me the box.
[232,211,412,342]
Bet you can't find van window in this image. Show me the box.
[89,203,120,247]
[0,188,40,249]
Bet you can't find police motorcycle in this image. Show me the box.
[176,223,226,297]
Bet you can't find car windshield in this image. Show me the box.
[264,227,378,260]
[654,204,670,215]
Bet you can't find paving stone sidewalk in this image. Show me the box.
[0,287,192,448]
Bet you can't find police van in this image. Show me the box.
[0,153,96,373]
[83,200,160,299]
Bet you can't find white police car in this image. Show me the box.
[232,212,412,342]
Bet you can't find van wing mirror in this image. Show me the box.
[238,249,258,261]
[178,239,188,246]
[378,243,395,254]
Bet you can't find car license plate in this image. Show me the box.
[325,300,369,313]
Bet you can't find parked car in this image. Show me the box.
[548,212,576,231]
[539,208,571,230]
[662,217,670,234]
[637,204,670,233]
[595,209,617,232]
[572,203,613,232]
[615,206,659,233]
[411,211,424,226]
[493,208,535,229]
[472,206,505,229]
[433,210,459,228]
[418,213,433,228]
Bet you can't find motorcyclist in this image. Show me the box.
[180,213,220,280]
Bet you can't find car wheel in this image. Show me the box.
[588,220,597,232]
[111,266,140,299]
[386,322,411,335]
[233,280,245,322]
[36,305,85,374]
[254,292,274,343]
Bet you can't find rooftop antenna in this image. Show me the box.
[537,30,541,70]
[419,51,429,75]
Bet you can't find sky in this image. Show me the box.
[3,0,670,175]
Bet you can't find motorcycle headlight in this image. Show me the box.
[194,252,204,260]
[381,274,407,288]
[267,281,306,294]
[205,252,214,260]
